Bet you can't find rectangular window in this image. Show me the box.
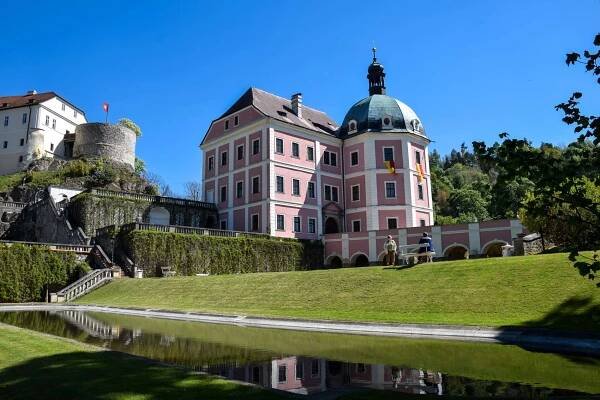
[252,366,260,383]
[323,151,330,165]
[22,113,27,124]
[352,220,361,232]
[221,151,227,166]
[293,216,301,232]
[224,120,229,130]
[52,119,56,129]
[2,141,7,149]
[292,142,300,158]
[251,214,259,231]
[311,360,320,377]
[276,176,284,193]
[19,155,23,162]
[307,182,315,198]
[74,110,78,118]
[234,115,239,126]
[50,143,54,151]
[351,185,360,202]
[220,220,227,230]
[252,139,260,155]
[3,116,8,126]
[307,146,314,161]
[383,147,394,162]
[220,186,227,202]
[296,362,304,380]
[236,181,243,198]
[275,138,284,154]
[276,214,285,231]
[237,145,244,161]
[329,152,337,166]
[45,115,50,125]
[252,176,260,194]
[20,138,24,146]
[420,219,426,227]
[278,365,287,383]
[351,151,359,166]
[308,218,316,233]
[418,183,424,200]
[324,185,331,201]
[292,179,300,196]
[61,103,66,111]
[415,151,422,165]
[332,186,339,202]
[387,218,398,229]
[208,156,214,171]
[385,182,396,198]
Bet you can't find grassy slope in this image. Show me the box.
[79,253,600,332]
[90,312,600,394]
[0,323,282,400]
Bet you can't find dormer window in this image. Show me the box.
[410,119,421,132]
[348,120,357,133]
[382,116,392,128]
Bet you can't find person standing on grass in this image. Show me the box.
[384,235,397,266]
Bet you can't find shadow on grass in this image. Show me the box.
[0,350,283,400]
[382,264,418,271]
[570,251,600,288]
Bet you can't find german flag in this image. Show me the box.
[416,163,425,182]
[384,160,396,174]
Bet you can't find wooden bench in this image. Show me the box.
[161,266,176,277]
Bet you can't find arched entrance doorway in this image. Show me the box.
[324,217,339,234]
[149,207,170,225]
[444,245,469,260]
[484,242,505,257]
[354,254,369,267]
[329,256,342,269]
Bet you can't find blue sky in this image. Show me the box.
[2,1,598,194]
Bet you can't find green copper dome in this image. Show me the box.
[337,94,426,138]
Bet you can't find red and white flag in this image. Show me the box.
[102,103,109,113]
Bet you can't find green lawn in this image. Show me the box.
[78,253,600,332]
[0,323,283,400]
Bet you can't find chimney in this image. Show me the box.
[291,93,302,118]
[26,90,37,95]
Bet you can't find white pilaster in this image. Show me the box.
[510,219,523,240]
[368,230,377,261]
[431,225,442,256]
[341,233,349,263]
[371,364,385,390]
[315,140,323,237]
[398,228,408,246]
[468,223,481,255]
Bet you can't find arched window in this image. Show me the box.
[348,120,357,133]
[382,116,392,128]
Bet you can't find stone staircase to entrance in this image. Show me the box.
[51,268,115,302]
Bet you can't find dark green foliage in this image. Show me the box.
[123,231,306,276]
[0,244,88,302]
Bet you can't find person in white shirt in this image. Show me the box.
[384,235,397,266]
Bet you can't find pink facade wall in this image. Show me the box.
[415,210,431,226]
[248,166,263,203]
[204,180,215,202]
[249,131,263,165]
[217,176,228,207]
[273,205,318,239]
[219,212,228,228]
[273,131,317,169]
[345,175,366,209]
[218,144,229,175]
[202,107,263,144]
[346,211,367,232]
[321,175,343,205]
[375,140,404,169]
[273,357,321,391]
[375,172,405,205]
[233,171,245,207]
[480,219,511,228]
[344,142,365,174]
[409,142,428,173]
[234,137,246,169]
[325,238,342,260]
[320,143,341,174]
[378,209,407,231]
[273,165,316,205]
[233,208,245,231]
[349,238,369,261]
[441,232,470,253]
[480,229,511,250]
[204,149,216,179]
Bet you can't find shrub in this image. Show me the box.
[123,230,306,277]
[118,118,142,137]
[0,244,88,303]
[63,159,93,178]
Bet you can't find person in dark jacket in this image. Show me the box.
[418,232,434,253]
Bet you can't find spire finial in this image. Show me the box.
[372,47,377,62]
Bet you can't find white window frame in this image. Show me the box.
[61,103,66,111]
[383,147,394,162]
[348,119,357,133]
[251,213,260,231]
[207,156,214,171]
[293,216,301,233]
[236,180,244,199]
[417,183,424,200]
[278,365,287,383]
[276,214,285,231]
[420,219,426,227]
[220,185,227,202]
[275,138,284,154]
[252,176,260,194]
[291,142,300,158]
[387,217,398,230]
[252,138,260,155]
[3,116,8,126]
[384,181,396,199]
[236,144,244,161]
[52,119,56,129]
[323,150,338,166]
[292,178,300,196]
[224,119,229,130]
[45,115,50,126]
[220,151,228,166]
[276,175,284,193]
[308,218,316,233]
[307,181,316,199]
[307,146,314,161]
[382,115,393,128]
[295,362,304,380]
[352,219,361,232]
[415,150,422,165]
[350,151,359,166]
[351,184,360,202]
[234,115,239,126]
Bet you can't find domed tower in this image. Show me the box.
[339,49,433,232]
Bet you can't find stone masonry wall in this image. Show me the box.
[74,123,136,168]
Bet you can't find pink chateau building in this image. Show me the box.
[200,52,523,265]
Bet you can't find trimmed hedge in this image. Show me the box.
[123,230,306,277]
[0,244,88,303]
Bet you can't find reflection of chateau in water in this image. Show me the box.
[50,310,120,340]
[205,357,443,396]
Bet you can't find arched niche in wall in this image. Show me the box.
[149,206,170,226]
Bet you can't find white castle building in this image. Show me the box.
[0,91,87,175]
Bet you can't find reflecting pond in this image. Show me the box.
[1,311,599,398]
